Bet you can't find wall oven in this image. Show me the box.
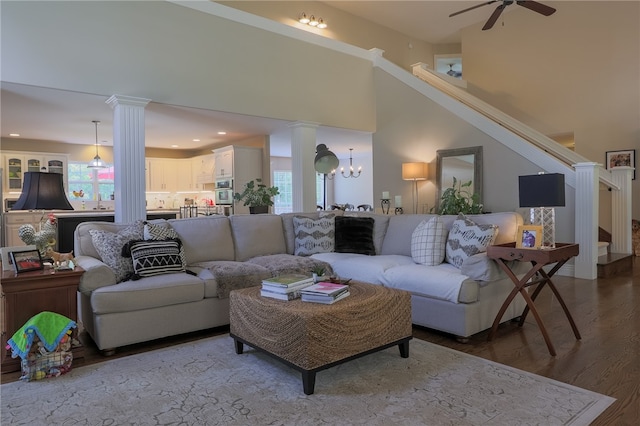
[215,179,234,205]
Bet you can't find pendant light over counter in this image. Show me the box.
[87,120,107,169]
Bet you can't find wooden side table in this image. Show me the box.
[486,243,581,356]
[1,266,84,373]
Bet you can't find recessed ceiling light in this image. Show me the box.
[217,131,227,135]
[9,133,20,137]
[171,144,179,148]
[192,138,200,142]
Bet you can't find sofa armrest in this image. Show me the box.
[460,252,528,284]
[75,255,117,295]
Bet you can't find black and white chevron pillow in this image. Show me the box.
[144,222,186,267]
[127,239,186,279]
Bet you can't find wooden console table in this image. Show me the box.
[1,266,84,373]
[486,243,581,356]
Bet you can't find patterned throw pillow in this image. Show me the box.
[293,214,335,256]
[144,222,186,266]
[411,216,448,266]
[334,216,376,255]
[89,221,144,283]
[127,239,186,279]
[445,214,499,269]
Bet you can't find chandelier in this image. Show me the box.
[332,148,361,179]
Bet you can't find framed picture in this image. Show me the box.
[606,149,636,180]
[516,225,543,249]
[9,249,44,273]
[1,245,37,271]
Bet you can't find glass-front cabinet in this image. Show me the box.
[3,152,69,194]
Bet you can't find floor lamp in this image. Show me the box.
[402,162,428,214]
[518,173,565,248]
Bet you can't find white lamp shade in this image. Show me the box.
[402,162,428,180]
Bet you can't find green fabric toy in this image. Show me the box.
[7,311,76,360]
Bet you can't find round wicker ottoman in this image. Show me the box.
[229,281,412,394]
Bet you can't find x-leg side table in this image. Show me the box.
[486,243,581,356]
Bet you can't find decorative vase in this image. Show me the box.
[249,206,269,214]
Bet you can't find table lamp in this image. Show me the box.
[518,173,565,248]
[12,172,74,255]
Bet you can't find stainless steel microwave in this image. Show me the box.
[4,198,19,211]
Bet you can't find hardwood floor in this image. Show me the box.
[2,257,638,424]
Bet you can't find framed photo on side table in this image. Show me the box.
[606,149,636,180]
[516,225,543,249]
[1,245,37,271]
[9,249,44,273]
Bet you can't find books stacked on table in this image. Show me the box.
[301,282,350,304]
[260,274,314,301]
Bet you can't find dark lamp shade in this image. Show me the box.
[12,172,74,210]
[314,144,339,174]
[518,173,566,208]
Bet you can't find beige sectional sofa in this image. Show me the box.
[74,211,527,354]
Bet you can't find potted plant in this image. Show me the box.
[434,176,483,215]
[233,179,280,214]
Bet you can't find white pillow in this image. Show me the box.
[293,214,335,256]
[411,216,448,266]
[445,214,499,269]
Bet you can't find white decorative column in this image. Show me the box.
[289,122,319,213]
[573,162,599,280]
[610,167,634,254]
[106,95,150,223]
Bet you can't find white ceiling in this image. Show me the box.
[1,1,536,157]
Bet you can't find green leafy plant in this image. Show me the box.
[310,265,326,276]
[434,176,483,215]
[233,179,280,207]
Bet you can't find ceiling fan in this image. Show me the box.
[450,0,556,31]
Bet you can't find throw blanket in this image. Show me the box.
[192,261,272,299]
[8,311,76,360]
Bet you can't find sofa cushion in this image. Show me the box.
[230,214,287,261]
[90,272,204,315]
[190,260,271,298]
[168,216,235,263]
[126,239,186,279]
[381,214,438,256]
[88,221,144,283]
[334,216,375,255]
[311,253,414,285]
[293,214,335,256]
[382,263,479,304]
[445,214,499,269]
[411,216,448,266]
[246,253,333,278]
[461,252,530,283]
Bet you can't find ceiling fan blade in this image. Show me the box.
[449,1,498,18]
[516,1,556,16]
[483,4,507,30]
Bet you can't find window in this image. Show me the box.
[67,162,114,202]
[272,171,325,214]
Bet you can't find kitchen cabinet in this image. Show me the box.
[146,158,180,192]
[3,212,42,247]
[214,148,234,179]
[193,154,215,189]
[3,152,69,193]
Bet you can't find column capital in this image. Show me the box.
[288,121,320,130]
[106,95,151,108]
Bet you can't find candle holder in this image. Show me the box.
[381,199,390,214]
[394,207,404,215]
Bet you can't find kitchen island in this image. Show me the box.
[2,210,179,252]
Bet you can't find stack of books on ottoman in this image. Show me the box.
[301,282,350,304]
[260,274,314,301]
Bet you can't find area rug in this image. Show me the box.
[1,335,614,425]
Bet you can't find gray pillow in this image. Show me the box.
[293,214,335,256]
[89,221,144,283]
[445,214,498,269]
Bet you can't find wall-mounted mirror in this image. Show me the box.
[435,146,483,211]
